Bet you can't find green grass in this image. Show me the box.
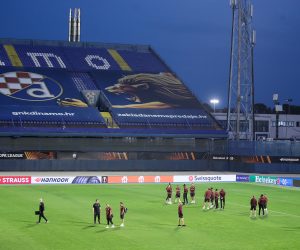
[0,183,299,250]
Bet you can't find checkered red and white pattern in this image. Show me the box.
[0,72,43,96]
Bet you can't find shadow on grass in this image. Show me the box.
[155,222,176,227]
[258,215,268,219]
[282,226,300,231]
[82,225,97,229]
[25,223,39,228]
[97,227,121,233]
[65,220,96,226]
[174,225,187,231]
[18,220,39,229]
[250,216,257,220]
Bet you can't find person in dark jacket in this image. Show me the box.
[37,198,48,224]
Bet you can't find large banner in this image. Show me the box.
[173,175,236,183]
[92,71,203,109]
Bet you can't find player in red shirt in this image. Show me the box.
[165,183,172,205]
[210,187,215,208]
[183,184,188,205]
[264,194,268,215]
[219,188,226,210]
[214,189,219,209]
[203,187,212,210]
[178,201,186,227]
[175,185,181,203]
[105,204,114,228]
[250,195,258,218]
[258,194,266,216]
[120,202,127,227]
[190,183,196,204]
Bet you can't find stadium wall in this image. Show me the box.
[1,159,300,174]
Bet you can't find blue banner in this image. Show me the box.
[236,175,249,182]
[279,178,293,187]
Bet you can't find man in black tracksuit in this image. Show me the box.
[38,198,48,223]
[93,199,101,224]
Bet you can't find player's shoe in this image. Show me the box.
[106,226,109,228]
[120,223,124,227]
[111,224,115,228]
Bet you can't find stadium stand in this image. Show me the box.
[0,38,226,138]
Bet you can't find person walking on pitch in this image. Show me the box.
[120,202,127,227]
[203,187,212,210]
[178,201,186,227]
[220,188,226,210]
[214,189,219,209]
[37,198,48,224]
[165,183,172,204]
[250,195,258,218]
[190,183,196,204]
[175,185,181,203]
[263,194,269,215]
[105,204,114,228]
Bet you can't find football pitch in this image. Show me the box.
[0,183,299,250]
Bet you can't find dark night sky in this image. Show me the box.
[0,0,299,108]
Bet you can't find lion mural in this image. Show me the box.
[105,73,201,109]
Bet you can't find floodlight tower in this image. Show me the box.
[68,8,81,42]
[227,0,256,140]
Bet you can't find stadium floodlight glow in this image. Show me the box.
[210,99,219,113]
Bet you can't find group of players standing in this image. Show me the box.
[250,194,269,218]
[92,200,127,228]
[165,183,226,226]
[37,199,127,228]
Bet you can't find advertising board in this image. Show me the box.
[236,175,250,182]
[0,176,31,184]
[173,175,236,183]
[108,175,173,184]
